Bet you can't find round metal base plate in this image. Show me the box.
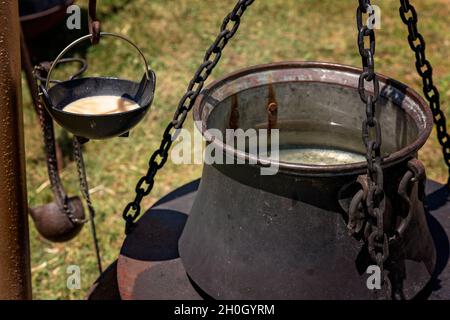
[88,179,450,300]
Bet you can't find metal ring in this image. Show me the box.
[46,32,150,90]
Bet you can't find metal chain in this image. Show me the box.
[31,52,101,270]
[122,0,255,234]
[356,0,390,294]
[32,65,86,225]
[399,0,450,186]
[36,91,85,224]
[73,137,103,273]
[33,62,102,272]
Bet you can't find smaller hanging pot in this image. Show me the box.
[39,32,156,140]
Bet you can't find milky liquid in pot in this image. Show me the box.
[278,147,366,165]
[248,121,385,165]
[63,95,140,115]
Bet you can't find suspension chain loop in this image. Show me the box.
[399,0,450,183]
[122,0,255,234]
[356,0,389,291]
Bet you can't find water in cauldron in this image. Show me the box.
[205,79,420,167]
[278,147,365,165]
[241,119,396,165]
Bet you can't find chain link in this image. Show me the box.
[73,137,103,273]
[122,0,255,234]
[356,0,390,293]
[399,0,450,185]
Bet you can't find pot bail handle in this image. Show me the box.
[135,69,157,106]
[45,32,151,91]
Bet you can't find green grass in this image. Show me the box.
[23,0,450,299]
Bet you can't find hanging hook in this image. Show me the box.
[89,0,101,45]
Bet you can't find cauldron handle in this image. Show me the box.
[45,32,151,90]
[392,158,427,242]
[346,158,436,299]
[347,159,427,240]
[135,69,156,106]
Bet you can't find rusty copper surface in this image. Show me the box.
[228,94,239,130]
[117,181,202,300]
[30,197,85,243]
[86,261,120,300]
[181,62,436,299]
[0,0,32,299]
[20,0,74,39]
[267,83,278,131]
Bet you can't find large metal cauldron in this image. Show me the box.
[20,0,74,38]
[179,62,436,299]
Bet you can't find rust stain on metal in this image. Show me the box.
[117,256,158,300]
[228,94,239,129]
[267,83,278,131]
[0,1,32,299]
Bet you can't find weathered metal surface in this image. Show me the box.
[194,62,432,175]
[86,261,120,300]
[112,179,449,300]
[267,83,278,131]
[113,62,441,300]
[30,197,85,242]
[179,62,435,299]
[422,180,450,299]
[117,181,202,300]
[22,30,87,243]
[228,95,239,130]
[0,0,32,299]
[20,0,74,39]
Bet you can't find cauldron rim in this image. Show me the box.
[193,61,433,176]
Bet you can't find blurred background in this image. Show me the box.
[20,0,450,299]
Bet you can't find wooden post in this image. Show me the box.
[0,0,32,299]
